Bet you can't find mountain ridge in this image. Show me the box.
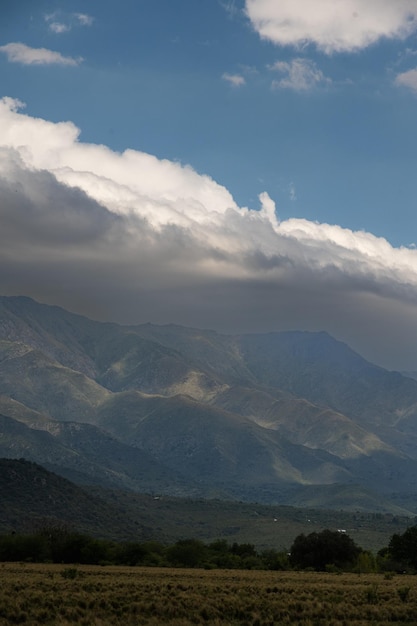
[1,294,417,510]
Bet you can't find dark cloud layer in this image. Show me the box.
[1,99,417,371]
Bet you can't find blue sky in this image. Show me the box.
[1,0,417,369]
[3,0,417,244]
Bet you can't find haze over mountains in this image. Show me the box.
[1,295,417,513]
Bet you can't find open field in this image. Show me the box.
[1,563,417,625]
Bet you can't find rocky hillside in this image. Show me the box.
[1,295,417,510]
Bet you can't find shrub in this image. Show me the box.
[60,567,78,579]
[365,583,379,604]
[397,586,411,603]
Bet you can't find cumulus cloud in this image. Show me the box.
[395,67,417,91]
[245,0,417,53]
[0,96,417,370]
[0,43,81,66]
[270,58,330,91]
[222,72,246,87]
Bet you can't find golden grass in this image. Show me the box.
[0,563,416,625]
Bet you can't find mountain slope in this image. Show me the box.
[211,385,395,459]
[1,295,417,508]
[0,457,146,539]
[0,410,201,496]
[1,459,412,552]
[238,331,417,430]
[0,341,109,422]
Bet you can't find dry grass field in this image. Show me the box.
[0,563,417,625]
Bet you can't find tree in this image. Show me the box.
[230,542,257,558]
[166,539,208,568]
[0,534,49,562]
[114,542,147,566]
[290,529,361,571]
[386,526,417,572]
[261,549,290,571]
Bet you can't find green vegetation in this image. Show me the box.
[0,530,289,570]
[0,524,416,574]
[1,458,413,554]
[379,525,417,573]
[89,488,415,553]
[0,458,148,541]
[289,529,361,571]
[1,520,417,624]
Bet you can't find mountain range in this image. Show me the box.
[1,295,417,512]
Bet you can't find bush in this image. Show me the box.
[397,586,411,603]
[60,567,78,579]
[365,583,379,604]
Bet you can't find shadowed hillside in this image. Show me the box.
[0,458,413,552]
[1,295,417,510]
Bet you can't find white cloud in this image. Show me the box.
[75,13,94,27]
[48,22,71,34]
[0,43,81,66]
[395,67,417,91]
[0,97,417,369]
[45,11,94,33]
[219,0,239,17]
[222,72,246,87]
[245,0,417,53]
[270,58,330,91]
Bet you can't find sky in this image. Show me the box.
[1,0,417,371]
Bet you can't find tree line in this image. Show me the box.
[0,525,416,572]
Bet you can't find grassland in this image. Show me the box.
[1,563,417,625]
[90,487,414,552]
